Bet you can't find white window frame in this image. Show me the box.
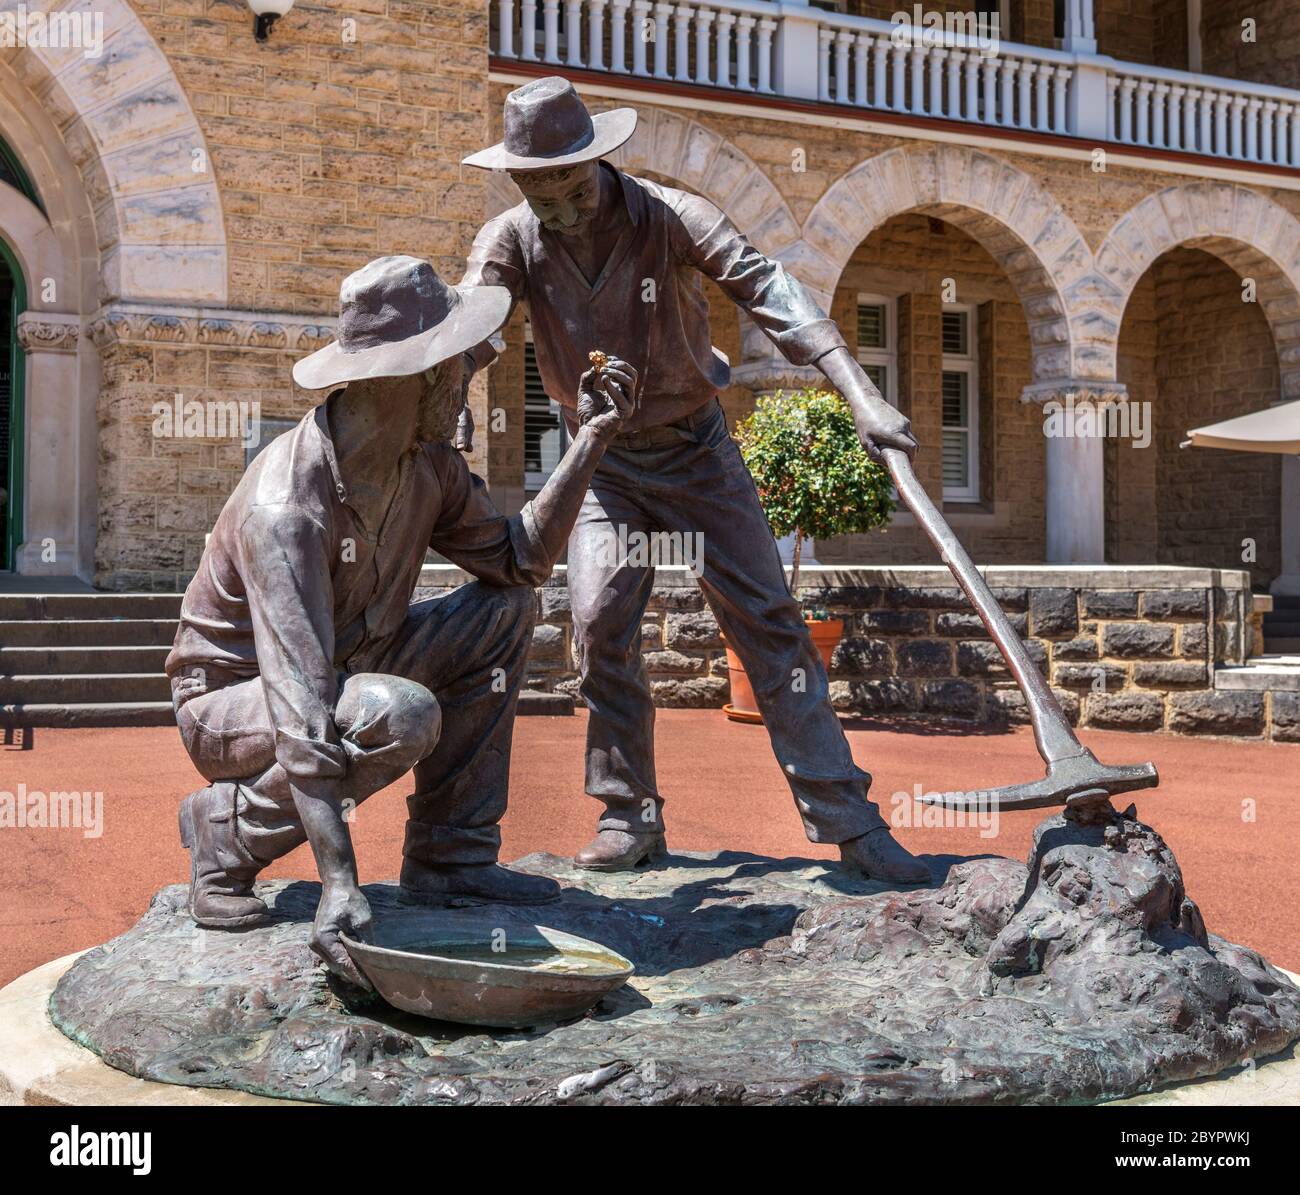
[941,302,980,503]
[855,292,898,408]
[523,321,568,491]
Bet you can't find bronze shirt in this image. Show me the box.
[463,165,846,430]
[166,398,549,782]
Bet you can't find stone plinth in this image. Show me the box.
[43,821,1300,1106]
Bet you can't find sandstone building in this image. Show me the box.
[1,0,1297,737]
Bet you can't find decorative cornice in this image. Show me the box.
[87,303,337,352]
[731,360,824,397]
[1020,380,1130,406]
[15,312,81,354]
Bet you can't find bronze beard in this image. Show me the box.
[417,356,466,444]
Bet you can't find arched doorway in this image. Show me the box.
[0,137,38,572]
[814,211,1041,565]
[1111,246,1282,585]
[0,245,24,571]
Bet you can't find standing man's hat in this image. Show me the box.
[462,76,637,171]
[293,256,510,391]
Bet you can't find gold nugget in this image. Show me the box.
[588,349,609,373]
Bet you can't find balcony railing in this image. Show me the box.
[491,0,1300,170]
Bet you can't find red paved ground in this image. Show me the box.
[1,712,1297,985]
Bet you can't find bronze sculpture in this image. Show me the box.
[460,77,928,882]
[40,90,1300,1111]
[166,255,632,985]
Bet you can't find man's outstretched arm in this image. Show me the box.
[431,361,635,584]
[674,194,917,459]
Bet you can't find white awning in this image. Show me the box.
[1184,400,1300,454]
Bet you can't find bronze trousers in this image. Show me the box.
[173,581,535,869]
[566,399,886,844]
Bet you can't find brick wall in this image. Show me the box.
[92,309,330,589]
[416,564,1285,740]
[1201,0,1300,89]
[129,0,492,315]
[91,0,493,588]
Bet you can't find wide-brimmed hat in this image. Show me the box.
[293,256,510,391]
[462,76,636,172]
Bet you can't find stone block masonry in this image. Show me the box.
[414,563,1284,742]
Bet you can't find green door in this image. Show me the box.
[0,243,22,572]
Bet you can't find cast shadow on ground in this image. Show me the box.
[835,714,1018,737]
[284,847,1007,1040]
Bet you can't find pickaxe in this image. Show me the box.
[879,448,1158,812]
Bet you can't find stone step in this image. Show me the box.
[1215,658,1300,692]
[0,593,183,621]
[0,646,172,675]
[0,687,569,725]
[0,618,178,647]
[0,673,172,704]
[0,701,177,728]
[519,691,574,716]
[1265,637,1300,654]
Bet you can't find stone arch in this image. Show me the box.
[2,0,227,307]
[793,143,1095,387]
[1096,182,1300,400]
[0,43,106,576]
[606,105,800,258]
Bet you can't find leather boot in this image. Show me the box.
[399,860,561,905]
[178,783,270,928]
[839,827,930,885]
[573,829,668,872]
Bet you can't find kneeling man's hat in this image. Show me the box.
[463,76,636,171]
[293,256,510,391]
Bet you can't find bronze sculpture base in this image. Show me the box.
[49,822,1300,1106]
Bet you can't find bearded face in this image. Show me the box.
[417,355,466,443]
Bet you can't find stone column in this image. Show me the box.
[1022,380,1125,564]
[729,313,822,399]
[1060,0,1096,53]
[14,312,89,578]
[772,1,819,100]
[1272,453,1300,596]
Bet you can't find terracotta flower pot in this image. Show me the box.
[723,618,844,724]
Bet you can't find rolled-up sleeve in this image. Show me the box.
[428,446,551,587]
[237,503,346,782]
[671,194,846,366]
[461,213,528,372]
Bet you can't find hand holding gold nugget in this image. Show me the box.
[577,349,638,440]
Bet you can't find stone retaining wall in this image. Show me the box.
[415,564,1288,742]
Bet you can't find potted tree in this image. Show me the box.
[725,389,896,722]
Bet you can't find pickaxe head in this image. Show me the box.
[914,748,1158,813]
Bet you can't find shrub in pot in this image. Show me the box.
[726,389,896,722]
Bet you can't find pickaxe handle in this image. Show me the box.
[880,447,1085,766]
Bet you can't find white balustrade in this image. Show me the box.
[1109,62,1300,166]
[490,0,1300,171]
